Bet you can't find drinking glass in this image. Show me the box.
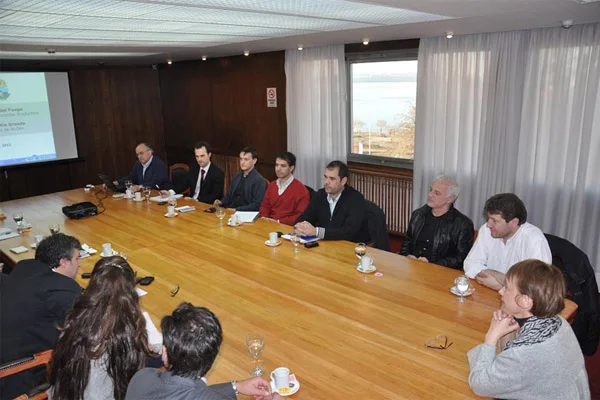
[216,207,226,225]
[49,224,60,235]
[290,233,301,253]
[246,334,264,377]
[13,212,23,228]
[143,186,152,203]
[354,242,367,266]
[455,275,470,303]
[168,196,178,208]
[124,180,133,191]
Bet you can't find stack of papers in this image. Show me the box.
[175,205,196,213]
[0,228,20,241]
[80,243,98,259]
[281,234,319,244]
[149,194,183,203]
[232,211,259,223]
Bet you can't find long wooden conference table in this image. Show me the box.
[1,188,508,399]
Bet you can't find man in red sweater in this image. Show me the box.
[259,152,310,226]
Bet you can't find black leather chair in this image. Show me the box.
[364,200,391,251]
[169,163,190,195]
[305,185,316,201]
[545,233,600,356]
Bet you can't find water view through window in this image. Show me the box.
[350,60,417,161]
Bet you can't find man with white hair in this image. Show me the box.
[400,175,474,269]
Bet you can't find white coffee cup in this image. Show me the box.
[231,214,239,224]
[34,234,44,245]
[102,243,112,256]
[360,255,374,269]
[125,189,132,198]
[134,191,142,201]
[270,367,290,390]
[167,205,176,216]
[269,232,278,244]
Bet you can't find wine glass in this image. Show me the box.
[143,186,152,203]
[354,242,367,266]
[246,334,264,377]
[216,207,226,225]
[290,233,301,253]
[455,275,470,303]
[49,224,60,235]
[12,212,23,228]
[124,180,133,196]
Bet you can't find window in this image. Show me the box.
[347,52,418,168]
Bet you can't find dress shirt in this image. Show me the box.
[193,163,211,200]
[463,222,552,278]
[316,190,343,239]
[142,156,153,179]
[277,175,294,196]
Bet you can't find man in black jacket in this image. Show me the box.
[294,160,368,242]
[0,233,82,399]
[188,141,225,204]
[401,175,474,269]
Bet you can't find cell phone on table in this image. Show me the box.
[81,272,92,279]
[204,207,217,213]
[304,241,319,248]
[136,276,155,286]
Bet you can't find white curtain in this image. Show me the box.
[415,23,600,276]
[285,45,347,190]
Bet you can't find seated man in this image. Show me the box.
[294,160,368,242]
[464,193,551,290]
[213,146,267,211]
[116,143,171,190]
[125,303,281,400]
[401,175,474,269]
[259,151,310,225]
[188,141,224,204]
[0,234,82,399]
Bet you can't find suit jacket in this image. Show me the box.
[188,163,225,204]
[295,186,369,242]
[125,368,236,400]
[221,168,267,211]
[0,260,81,400]
[118,156,171,189]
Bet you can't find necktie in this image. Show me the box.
[193,169,205,200]
[200,168,206,186]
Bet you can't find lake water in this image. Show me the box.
[351,81,416,131]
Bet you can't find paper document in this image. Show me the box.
[233,211,259,223]
[0,228,20,241]
[149,194,183,203]
[281,234,319,244]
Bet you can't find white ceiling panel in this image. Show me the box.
[172,24,310,36]
[1,0,173,19]
[65,30,264,43]
[0,11,70,27]
[0,36,229,47]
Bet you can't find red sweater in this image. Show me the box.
[259,178,310,226]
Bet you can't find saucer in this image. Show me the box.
[133,198,144,202]
[450,286,476,296]
[164,212,179,218]
[100,250,118,258]
[356,264,376,273]
[270,380,300,397]
[265,240,282,247]
[227,220,242,227]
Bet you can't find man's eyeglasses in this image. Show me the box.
[425,335,453,350]
[136,150,148,156]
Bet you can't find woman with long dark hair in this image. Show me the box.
[49,256,150,400]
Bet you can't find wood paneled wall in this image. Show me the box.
[159,51,287,181]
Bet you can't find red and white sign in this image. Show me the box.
[267,87,277,108]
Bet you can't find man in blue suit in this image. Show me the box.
[116,143,171,190]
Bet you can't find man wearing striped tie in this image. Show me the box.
[188,141,224,204]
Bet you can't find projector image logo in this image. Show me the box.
[0,80,9,100]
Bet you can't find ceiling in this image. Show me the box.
[1,0,599,66]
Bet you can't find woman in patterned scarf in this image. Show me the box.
[467,259,590,399]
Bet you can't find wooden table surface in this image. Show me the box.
[0,188,502,399]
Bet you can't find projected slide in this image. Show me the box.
[0,73,57,167]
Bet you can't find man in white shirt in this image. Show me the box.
[463,193,551,290]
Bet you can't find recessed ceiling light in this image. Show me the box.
[201,56,207,61]
[46,48,56,54]
[167,59,172,64]
[297,45,303,51]
[243,50,250,56]
[362,38,370,45]
[445,31,454,39]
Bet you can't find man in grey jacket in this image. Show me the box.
[126,303,281,400]
[214,146,267,211]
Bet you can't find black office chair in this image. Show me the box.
[169,163,190,195]
[305,185,316,201]
[364,200,391,252]
[545,233,600,356]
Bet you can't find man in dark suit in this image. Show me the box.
[0,233,82,400]
[213,146,267,211]
[126,303,280,400]
[116,143,171,190]
[188,141,224,204]
[294,160,368,242]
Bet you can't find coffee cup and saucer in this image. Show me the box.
[100,243,118,257]
[165,205,178,218]
[356,256,376,273]
[265,232,281,247]
[270,367,300,396]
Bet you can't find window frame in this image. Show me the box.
[346,49,419,169]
